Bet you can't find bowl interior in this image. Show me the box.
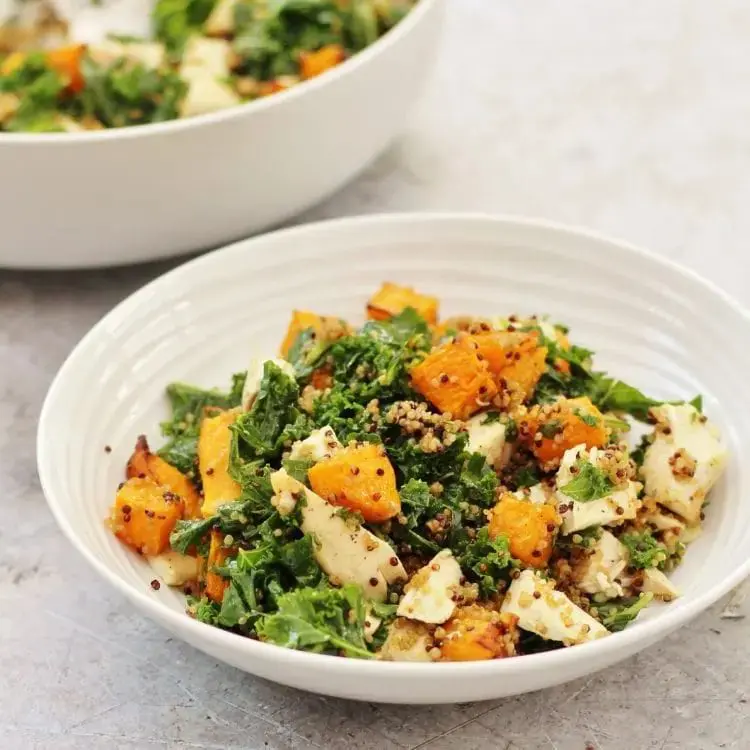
[38,214,750,681]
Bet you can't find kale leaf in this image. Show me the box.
[620,531,668,570]
[0,54,65,133]
[76,55,187,128]
[152,0,217,53]
[170,516,215,554]
[595,593,654,632]
[157,374,244,474]
[232,361,311,462]
[218,534,324,629]
[456,527,514,597]
[558,459,614,502]
[256,583,373,658]
[325,309,431,404]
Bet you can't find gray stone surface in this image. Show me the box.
[2,0,750,747]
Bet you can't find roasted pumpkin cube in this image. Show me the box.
[553,329,572,374]
[488,493,559,567]
[366,282,439,325]
[109,477,184,556]
[440,605,519,661]
[279,309,350,358]
[2,45,86,93]
[470,331,547,401]
[410,338,498,419]
[204,530,235,603]
[308,443,401,522]
[47,44,86,93]
[300,43,346,79]
[433,316,491,341]
[310,366,333,391]
[127,435,202,519]
[521,396,608,466]
[198,409,242,517]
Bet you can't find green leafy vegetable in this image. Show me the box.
[282,457,315,484]
[188,595,221,625]
[456,527,514,597]
[152,0,217,53]
[232,361,310,462]
[0,54,66,132]
[75,55,187,128]
[256,584,373,658]
[169,516,215,554]
[158,375,243,474]
[620,531,668,570]
[218,534,324,628]
[596,593,654,632]
[559,460,614,502]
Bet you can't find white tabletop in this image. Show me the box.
[2,1,749,748]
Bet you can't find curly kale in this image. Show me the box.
[157,372,245,475]
[620,531,668,570]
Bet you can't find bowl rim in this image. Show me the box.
[37,211,750,681]
[0,0,438,146]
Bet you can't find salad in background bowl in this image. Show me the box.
[0,0,443,268]
[0,0,415,132]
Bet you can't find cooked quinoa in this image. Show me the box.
[107,282,730,661]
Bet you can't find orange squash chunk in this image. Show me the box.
[109,477,184,556]
[410,338,497,419]
[308,443,401,523]
[366,282,439,325]
[553,329,572,374]
[47,44,86,93]
[1,45,85,92]
[469,330,547,401]
[198,409,242,517]
[521,396,607,465]
[279,310,350,358]
[126,435,202,519]
[204,530,234,604]
[300,43,346,79]
[440,605,519,661]
[488,494,559,567]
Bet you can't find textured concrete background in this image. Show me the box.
[2,0,750,747]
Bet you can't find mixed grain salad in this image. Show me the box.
[108,282,729,661]
[0,0,413,132]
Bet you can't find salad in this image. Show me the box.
[108,282,729,661]
[0,0,414,132]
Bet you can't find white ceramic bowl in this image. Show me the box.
[0,0,443,270]
[38,213,750,704]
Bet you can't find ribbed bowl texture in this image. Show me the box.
[37,214,750,703]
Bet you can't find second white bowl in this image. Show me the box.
[0,0,443,269]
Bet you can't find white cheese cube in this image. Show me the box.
[179,74,241,118]
[517,483,553,506]
[574,530,628,599]
[205,0,239,36]
[640,567,680,601]
[642,404,728,524]
[148,551,199,586]
[379,619,433,662]
[181,36,232,79]
[466,413,509,468]
[89,40,165,69]
[556,444,641,534]
[288,425,341,462]
[241,357,295,411]
[397,550,463,624]
[270,469,407,601]
[0,93,20,124]
[501,570,608,645]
